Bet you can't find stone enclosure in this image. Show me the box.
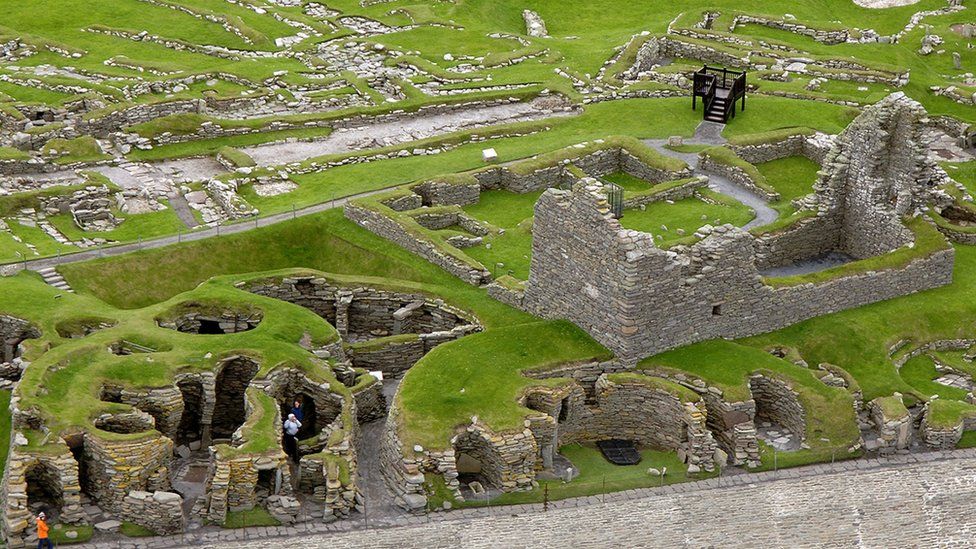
[0,273,481,547]
[521,93,954,362]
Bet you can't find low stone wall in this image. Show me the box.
[561,374,717,472]
[749,375,806,440]
[119,490,184,536]
[83,100,204,137]
[655,36,749,68]
[623,177,707,209]
[412,180,480,207]
[868,398,911,452]
[345,203,492,285]
[698,154,781,202]
[920,402,976,450]
[730,134,831,166]
[731,15,849,44]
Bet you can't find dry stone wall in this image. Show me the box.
[522,94,955,362]
[749,375,806,440]
[559,375,717,472]
[119,490,184,536]
[347,142,692,286]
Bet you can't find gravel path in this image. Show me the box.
[642,121,780,230]
[241,99,577,166]
[17,187,389,272]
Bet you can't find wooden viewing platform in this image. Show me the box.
[692,65,747,123]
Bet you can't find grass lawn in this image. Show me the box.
[221,507,281,529]
[603,171,656,192]
[462,443,702,506]
[619,191,755,247]
[756,156,822,215]
[461,189,542,280]
[119,522,157,537]
[49,524,93,545]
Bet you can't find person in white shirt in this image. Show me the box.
[283,413,302,462]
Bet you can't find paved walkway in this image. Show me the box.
[74,448,976,548]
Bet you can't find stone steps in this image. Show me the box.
[38,267,74,293]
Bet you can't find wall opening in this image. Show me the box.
[455,452,484,488]
[177,379,204,445]
[66,439,96,502]
[558,397,570,423]
[197,319,224,335]
[281,394,318,441]
[712,304,723,316]
[212,358,259,440]
[25,461,64,517]
[256,468,276,501]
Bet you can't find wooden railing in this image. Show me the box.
[692,65,747,123]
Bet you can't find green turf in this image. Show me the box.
[221,507,281,529]
[619,191,755,247]
[460,443,704,506]
[119,522,157,537]
[756,156,822,212]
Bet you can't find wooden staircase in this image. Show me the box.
[705,95,728,123]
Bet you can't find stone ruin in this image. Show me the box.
[244,275,482,378]
[519,93,954,362]
[379,357,826,512]
[39,185,121,232]
[0,273,486,547]
[522,10,548,38]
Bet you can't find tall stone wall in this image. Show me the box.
[522,94,955,362]
[523,179,953,362]
[816,93,940,259]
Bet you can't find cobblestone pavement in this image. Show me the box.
[215,453,976,548]
[78,449,976,548]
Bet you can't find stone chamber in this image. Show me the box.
[0,271,482,548]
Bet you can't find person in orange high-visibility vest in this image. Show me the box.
[36,512,52,549]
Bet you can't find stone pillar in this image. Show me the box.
[335,292,353,338]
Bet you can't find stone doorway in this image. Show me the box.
[25,461,63,518]
[281,394,318,441]
[176,379,205,446]
[212,357,259,440]
[256,469,276,503]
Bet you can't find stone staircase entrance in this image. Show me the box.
[38,267,74,293]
